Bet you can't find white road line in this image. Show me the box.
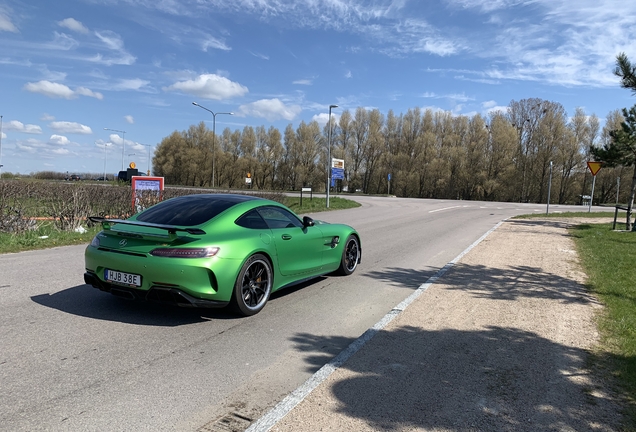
[429,205,462,213]
[245,220,506,432]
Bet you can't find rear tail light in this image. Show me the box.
[150,247,220,258]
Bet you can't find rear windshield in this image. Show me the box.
[136,195,241,226]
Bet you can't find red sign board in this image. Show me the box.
[587,161,602,176]
[131,176,165,211]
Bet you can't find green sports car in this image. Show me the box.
[84,193,361,316]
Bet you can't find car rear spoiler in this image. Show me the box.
[88,216,206,236]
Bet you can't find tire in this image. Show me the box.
[231,254,272,316]
[336,235,360,276]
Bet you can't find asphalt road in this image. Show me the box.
[0,197,596,431]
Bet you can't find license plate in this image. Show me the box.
[105,269,142,287]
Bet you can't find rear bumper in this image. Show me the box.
[84,272,229,309]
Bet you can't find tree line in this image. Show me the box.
[153,97,627,205]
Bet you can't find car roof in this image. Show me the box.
[197,193,264,203]
[134,193,272,226]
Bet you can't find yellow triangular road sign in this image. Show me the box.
[587,161,602,176]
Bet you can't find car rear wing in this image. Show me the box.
[89,216,206,237]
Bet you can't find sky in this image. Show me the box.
[1,0,635,176]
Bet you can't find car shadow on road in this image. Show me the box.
[269,276,327,300]
[30,284,239,326]
[286,326,627,431]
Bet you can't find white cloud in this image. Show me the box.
[376,19,461,57]
[447,93,474,102]
[143,96,170,107]
[75,86,104,99]
[38,66,67,82]
[106,133,125,146]
[23,81,103,100]
[88,69,109,80]
[114,79,150,91]
[41,113,55,121]
[49,121,92,134]
[451,104,465,114]
[90,31,136,66]
[421,105,447,114]
[198,2,460,56]
[345,70,352,79]
[125,115,134,124]
[420,91,474,102]
[169,0,634,87]
[1,132,5,140]
[95,30,125,51]
[164,73,248,100]
[16,141,38,154]
[24,81,74,99]
[0,58,31,66]
[202,36,231,51]
[5,120,42,134]
[250,51,269,60]
[293,79,313,85]
[50,32,79,50]
[51,148,71,155]
[486,105,509,115]
[57,18,89,34]
[482,100,497,109]
[450,0,636,87]
[0,11,18,33]
[49,134,71,145]
[237,98,302,121]
[312,112,340,126]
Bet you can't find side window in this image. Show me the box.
[257,207,304,229]
[235,210,269,230]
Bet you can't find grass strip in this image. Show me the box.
[0,222,101,254]
[514,211,619,219]
[571,222,636,423]
[283,196,361,213]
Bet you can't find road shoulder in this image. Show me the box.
[269,218,623,431]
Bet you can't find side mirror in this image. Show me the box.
[303,216,315,227]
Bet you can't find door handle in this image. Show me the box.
[281,234,292,240]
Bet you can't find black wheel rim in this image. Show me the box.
[241,259,271,310]
[344,238,359,272]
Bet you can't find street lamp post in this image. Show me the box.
[192,102,233,188]
[104,128,126,170]
[102,142,111,180]
[326,104,338,208]
[144,144,152,175]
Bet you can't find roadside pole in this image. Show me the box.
[546,161,552,215]
[586,161,602,213]
[589,175,596,213]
